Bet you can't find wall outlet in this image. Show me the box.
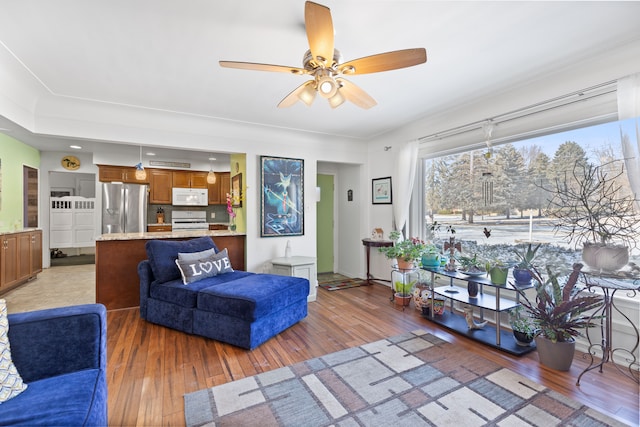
[210,212,215,218]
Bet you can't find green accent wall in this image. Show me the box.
[316,174,334,273]
[0,133,40,232]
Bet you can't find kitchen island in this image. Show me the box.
[96,230,245,310]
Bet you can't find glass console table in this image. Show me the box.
[422,266,536,356]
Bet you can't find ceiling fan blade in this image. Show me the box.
[304,1,335,68]
[219,61,307,75]
[338,48,427,75]
[336,78,377,109]
[278,81,316,108]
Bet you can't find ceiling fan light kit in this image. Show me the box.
[219,1,427,109]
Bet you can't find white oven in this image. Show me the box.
[171,211,209,230]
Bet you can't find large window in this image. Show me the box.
[421,117,639,272]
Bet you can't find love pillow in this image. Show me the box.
[175,248,234,285]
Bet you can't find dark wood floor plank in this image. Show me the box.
[106,283,639,426]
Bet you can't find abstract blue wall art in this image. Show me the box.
[260,156,304,237]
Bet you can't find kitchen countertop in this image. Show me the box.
[96,230,245,241]
[146,222,230,226]
[0,228,41,236]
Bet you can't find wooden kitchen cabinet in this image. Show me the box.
[30,230,43,275]
[98,165,148,183]
[0,234,18,290]
[190,172,208,188]
[99,165,125,182]
[209,224,228,231]
[147,225,172,232]
[149,169,173,204]
[172,171,208,189]
[123,168,149,183]
[208,172,231,204]
[1,230,42,293]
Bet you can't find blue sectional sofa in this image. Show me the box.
[138,236,309,349]
[0,304,108,426]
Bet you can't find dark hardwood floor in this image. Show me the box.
[107,282,639,426]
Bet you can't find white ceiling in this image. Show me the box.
[1,1,639,156]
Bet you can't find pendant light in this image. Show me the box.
[135,146,147,180]
[207,156,217,184]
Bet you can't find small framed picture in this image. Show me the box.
[231,173,242,207]
[372,177,392,204]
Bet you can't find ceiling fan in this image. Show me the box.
[219,1,427,109]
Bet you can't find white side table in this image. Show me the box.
[271,256,317,302]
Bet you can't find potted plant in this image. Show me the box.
[485,258,509,286]
[379,231,430,269]
[456,253,483,272]
[540,161,639,272]
[512,243,541,285]
[393,276,417,306]
[420,242,441,268]
[514,263,603,371]
[508,306,536,346]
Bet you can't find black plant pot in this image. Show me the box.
[513,330,534,346]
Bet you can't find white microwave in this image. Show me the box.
[172,188,208,206]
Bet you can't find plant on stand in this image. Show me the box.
[458,253,487,296]
[514,263,603,371]
[226,193,237,231]
[379,231,431,269]
[484,258,510,285]
[512,243,541,285]
[393,275,417,306]
[508,306,536,346]
[458,253,486,274]
[539,161,639,272]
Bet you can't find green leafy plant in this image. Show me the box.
[514,263,603,343]
[379,232,432,262]
[457,253,486,272]
[394,279,417,296]
[509,306,536,335]
[513,243,541,269]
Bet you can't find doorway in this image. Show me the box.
[23,166,38,227]
[316,174,334,273]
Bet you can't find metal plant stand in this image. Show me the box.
[576,272,640,386]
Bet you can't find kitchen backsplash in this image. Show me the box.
[147,204,229,225]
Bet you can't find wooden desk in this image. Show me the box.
[361,238,393,285]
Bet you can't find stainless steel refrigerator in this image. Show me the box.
[102,182,148,233]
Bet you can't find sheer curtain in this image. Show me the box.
[392,139,419,237]
[618,73,640,209]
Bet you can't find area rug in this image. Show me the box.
[184,330,625,427]
[318,277,365,291]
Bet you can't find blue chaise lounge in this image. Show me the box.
[0,304,108,426]
[138,236,309,349]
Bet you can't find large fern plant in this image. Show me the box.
[515,263,603,343]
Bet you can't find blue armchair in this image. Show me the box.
[0,304,108,426]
